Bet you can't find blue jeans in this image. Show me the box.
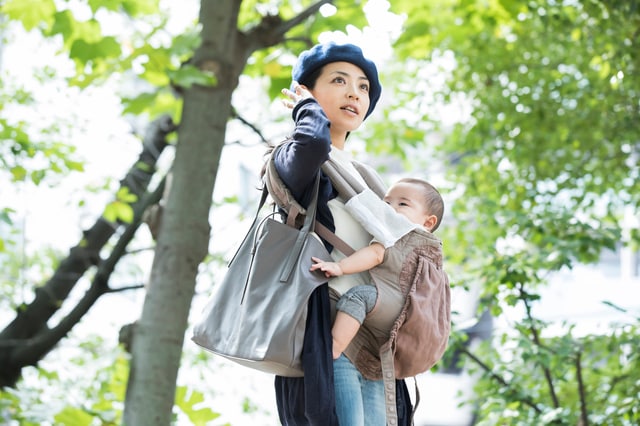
[333,354,385,426]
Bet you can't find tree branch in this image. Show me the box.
[520,284,560,408]
[107,284,146,293]
[246,0,333,49]
[229,107,269,145]
[460,346,542,414]
[575,351,590,426]
[0,115,176,388]
[12,175,167,367]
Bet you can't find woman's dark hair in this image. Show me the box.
[299,67,323,90]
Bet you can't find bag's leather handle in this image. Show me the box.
[226,187,270,267]
[279,172,321,282]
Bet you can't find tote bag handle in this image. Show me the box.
[278,173,321,282]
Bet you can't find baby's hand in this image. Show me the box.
[281,81,314,110]
[310,256,343,278]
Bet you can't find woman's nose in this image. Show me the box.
[347,84,359,100]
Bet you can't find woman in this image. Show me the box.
[271,41,412,426]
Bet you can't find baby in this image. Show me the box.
[311,177,444,359]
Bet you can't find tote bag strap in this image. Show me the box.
[226,186,270,267]
[279,172,321,282]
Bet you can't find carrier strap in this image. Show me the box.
[381,346,399,426]
[314,222,355,257]
[321,158,386,202]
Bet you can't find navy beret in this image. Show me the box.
[292,42,382,120]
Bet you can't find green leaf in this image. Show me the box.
[54,407,93,426]
[65,160,85,172]
[50,10,76,44]
[87,0,160,16]
[0,209,14,225]
[10,165,27,182]
[116,187,138,204]
[175,386,220,425]
[122,0,160,16]
[103,200,134,223]
[122,92,160,115]
[168,64,218,89]
[1,0,56,31]
[69,37,122,63]
[30,169,46,185]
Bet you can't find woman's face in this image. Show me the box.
[308,61,371,143]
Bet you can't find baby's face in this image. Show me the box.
[383,182,430,227]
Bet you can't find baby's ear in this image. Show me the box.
[424,215,438,231]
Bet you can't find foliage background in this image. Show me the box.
[1,0,638,424]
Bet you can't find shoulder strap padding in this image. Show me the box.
[351,161,387,199]
[265,148,388,227]
[321,158,387,202]
[263,146,305,227]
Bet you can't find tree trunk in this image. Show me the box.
[122,0,329,422]
[123,1,247,423]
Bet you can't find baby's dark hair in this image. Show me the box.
[397,177,445,232]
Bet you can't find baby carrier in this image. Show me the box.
[264,148,451,425]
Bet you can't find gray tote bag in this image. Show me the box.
[192,173,331,377]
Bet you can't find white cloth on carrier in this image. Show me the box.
[345,188,420,248]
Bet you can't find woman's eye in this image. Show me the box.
[360,84,370,92]
[333,77,345,84]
